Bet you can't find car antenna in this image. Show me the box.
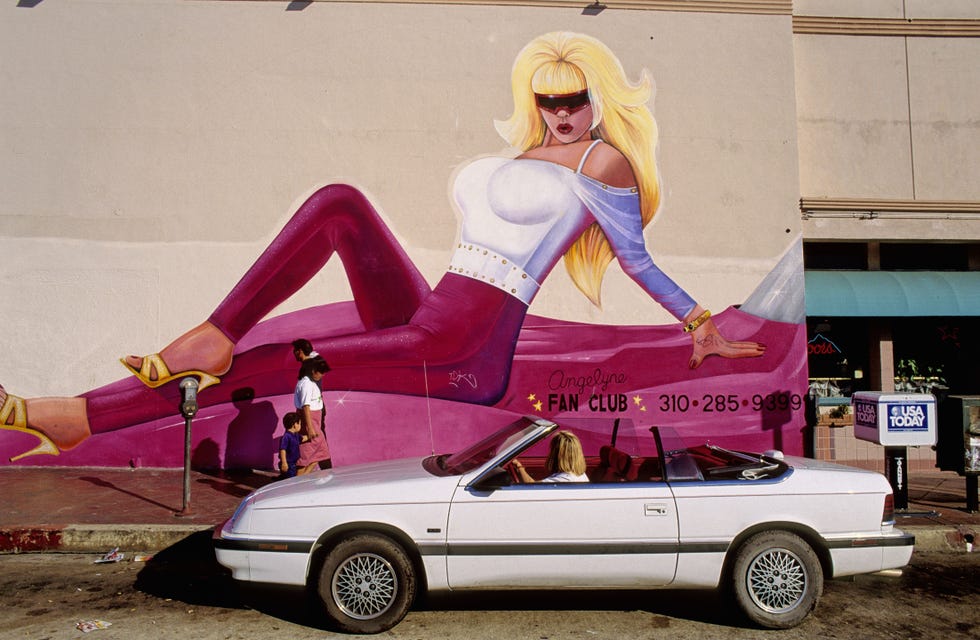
[423,360,435,455]
[611,417,621,447]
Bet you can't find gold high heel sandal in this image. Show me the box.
[0,392,60,462]
[120,354,221,392]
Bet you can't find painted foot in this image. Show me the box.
[122,321,234,391]
[1,386,91,461]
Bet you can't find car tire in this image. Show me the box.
[731,531,823,629]
[316,533,417,634]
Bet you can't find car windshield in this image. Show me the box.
[437,417,553,476]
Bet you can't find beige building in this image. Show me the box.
[1,1,977,470]
[793,0,980,472]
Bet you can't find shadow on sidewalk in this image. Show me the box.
[78,476,178,513]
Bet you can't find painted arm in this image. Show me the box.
[574,174,765,367]
[573,178,696,319]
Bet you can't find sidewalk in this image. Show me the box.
[0,466,977,554]
[0,467,278,553]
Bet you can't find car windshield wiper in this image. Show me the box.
[741,464,781,480]
[706,443,763,465]
[706,461,782,480]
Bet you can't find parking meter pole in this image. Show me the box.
[176,377,199,517]
[180,414,192,513]
[885,446,908,511]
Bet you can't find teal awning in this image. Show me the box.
[805,270,980,317]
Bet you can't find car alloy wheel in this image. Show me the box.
[731,531,823,629]
[332,551,398,619]
[746,546,807,613]
[317,533,417,634]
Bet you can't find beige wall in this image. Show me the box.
[795,0,980,19]
[794,0,980,241]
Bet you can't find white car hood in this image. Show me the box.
[245,456,458,510]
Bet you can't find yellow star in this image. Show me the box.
[639,405,647,412]
[633,395,643,406]
[533,400,543,412]
[527,393,537,402]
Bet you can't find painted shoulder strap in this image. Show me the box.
[575,139,604,174]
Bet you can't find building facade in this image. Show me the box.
[793,0,980,471]
[1,0,977,469]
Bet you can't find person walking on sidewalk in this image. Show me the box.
[295,358,331,474]
[277,412,304,479]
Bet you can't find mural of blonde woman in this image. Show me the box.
[1,32,772,466]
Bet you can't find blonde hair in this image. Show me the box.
[495,32,661,307]
[546,431,587,476]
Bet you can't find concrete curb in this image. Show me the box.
[1,524,215,554]
[902,525,978,553]
[3,523,976,555]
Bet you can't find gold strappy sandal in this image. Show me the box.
[0,391,59,461]
[120,354,221,392]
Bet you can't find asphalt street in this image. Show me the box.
[0,534,977,640]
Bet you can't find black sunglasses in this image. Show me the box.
[534,90,591,115]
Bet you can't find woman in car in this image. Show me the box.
[512,430,589,483]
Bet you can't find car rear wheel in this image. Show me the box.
[317,533,416,634]
[731,531,823,629]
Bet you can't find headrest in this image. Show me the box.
[607,447,631,474]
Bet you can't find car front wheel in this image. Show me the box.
[731,531,823,629]
[317,533,416,634]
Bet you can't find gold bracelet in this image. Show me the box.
[683,309,711,333]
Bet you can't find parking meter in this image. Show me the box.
[180,377,199,419]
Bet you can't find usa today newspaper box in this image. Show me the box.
[853,392,937,509]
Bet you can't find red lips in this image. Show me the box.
[557,123,573,135]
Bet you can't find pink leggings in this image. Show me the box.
[83,184,528,434]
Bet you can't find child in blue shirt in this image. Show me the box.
[278,412,304,478]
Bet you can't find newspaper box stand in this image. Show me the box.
[937,395,980,512]
[852,392,937,510]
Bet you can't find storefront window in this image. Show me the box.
[892,318,963,394]
[807,318,868,399]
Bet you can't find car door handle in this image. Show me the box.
[644,503,669,516]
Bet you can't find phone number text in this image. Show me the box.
[657,393,803,413]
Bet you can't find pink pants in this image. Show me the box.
[297,409,330,468]
[83,185,528,434]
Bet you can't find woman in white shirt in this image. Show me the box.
[513,430,588,483]
[294,357,331,475]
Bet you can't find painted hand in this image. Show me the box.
[689,318,766,369]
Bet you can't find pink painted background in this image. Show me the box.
[1,302,806,469]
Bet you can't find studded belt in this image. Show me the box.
[448,243,540,305]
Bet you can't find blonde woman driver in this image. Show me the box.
[2,32,763,461]
[512,430,589,483]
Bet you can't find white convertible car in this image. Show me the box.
[214,416,913,633]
